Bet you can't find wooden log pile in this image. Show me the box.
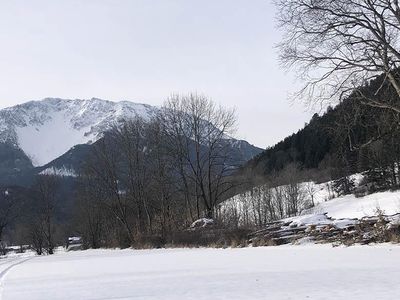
[249,213,400,246]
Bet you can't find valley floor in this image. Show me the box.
[1,245,400,300]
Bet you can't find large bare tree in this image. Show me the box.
[0,188,23,248]
[161,94,237,219]
[82,116,180,246]
[84,131,136,246]
[276,0,400,112]
[34,175,59,255]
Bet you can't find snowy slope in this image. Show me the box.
[224,174,400,223]
[300,175,400,218]
[0,98,157,166]
[309,189,400,218]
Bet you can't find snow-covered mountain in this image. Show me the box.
[0,98,262,170]
[0,98,157,166]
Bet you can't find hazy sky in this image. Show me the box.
[0,0,313,148]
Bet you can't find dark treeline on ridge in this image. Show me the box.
[245,72,400,195]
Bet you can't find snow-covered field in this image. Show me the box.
[1,245,400,300]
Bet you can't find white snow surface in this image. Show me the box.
[0,98,156,166]
[302,175,400,219]
[298,174,400,219]
[190,218,215,229]
[310,190,400,219]
[1,246,400,299]
[281,213,359,231]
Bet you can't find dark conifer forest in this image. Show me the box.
[246,73,400,193]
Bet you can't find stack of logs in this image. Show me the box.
[249,213,400,246]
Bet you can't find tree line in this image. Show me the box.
[247,70,400,196]
[220,163,320,228]
[0,93,242,251]
[5,0,400,251]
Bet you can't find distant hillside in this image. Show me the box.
[248,110,333,175]
[0,143,35,186]
[245,73,400,186]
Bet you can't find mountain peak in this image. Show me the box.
[0,98,156,166]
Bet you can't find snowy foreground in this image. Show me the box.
[1,246,400,300]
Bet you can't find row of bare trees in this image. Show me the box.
[0,175,62,255]
[219,164,315,228]
[0,94,243,251]
[31,175,59,255]
[74,94,239,248]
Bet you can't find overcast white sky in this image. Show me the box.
[0,0,313,148]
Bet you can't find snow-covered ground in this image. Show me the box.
[1,246,400,300]
[0,252,35,297]
[309,189,400,219]
[305,174,400,218]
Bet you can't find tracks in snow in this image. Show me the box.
[0,255,34,300]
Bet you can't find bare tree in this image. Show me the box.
[304,182,317,208]
[273,186,285,219]
[115,118,154,235]
[0,188,23,249]
[278,164,306,217]
[82,116,182,247]
[260,184,277,222]
[250,187,264,226]
[249,184,277,226]
[34,175,59,254]
[284,183,305,217]
[146,117,179,237]
[276,0,400,112]
[161,94,237,219]
[75,176,107,249]
[85,134,136,246]
[29,219,45,255]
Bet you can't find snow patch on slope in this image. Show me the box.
[301,174,400,218]
[310,190,400,219]
[39,166,77,177]
[16,110,90,166]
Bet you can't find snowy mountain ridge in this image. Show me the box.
[0,98,262,168]
[0,98,157,166]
